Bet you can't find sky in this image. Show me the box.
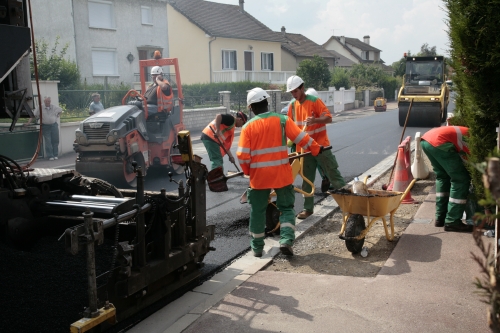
[212,0,450,65]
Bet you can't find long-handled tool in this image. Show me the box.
[208,146,332,192]
[209,126,240,172]
[382,98,413,190]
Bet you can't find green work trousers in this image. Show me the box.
[421,140,470,225]
[291,144,329,184]
[247,185,296,253]
[302,151,346,212]
[202,138,223,171]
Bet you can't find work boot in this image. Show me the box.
[297,210,313,219]
[321,178,331,193]
[444,224,473,232]
[434,219,445,227]
[280,244,294,256]
[253,250,263,258]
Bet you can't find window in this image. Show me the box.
[88,1,115,29]
[222,50,237,70]
[92,49,118,76]
[141,6,152,25]
[261,52,274,71]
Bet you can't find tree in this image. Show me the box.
[391,58,406,77]
[349,63,386,89]
[417,43,437,56]
[296,55,331,90]
[31,37,80,90]
[330,67,351,90]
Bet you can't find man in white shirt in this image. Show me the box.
[24,96,63,160]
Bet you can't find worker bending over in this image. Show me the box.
[201,112,247,172]
[237,88,323,257]
[421,126,472,232]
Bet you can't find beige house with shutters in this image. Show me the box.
[167,0,294,85]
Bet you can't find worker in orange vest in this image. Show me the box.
[237,88,324,257]
[286,75,346,219]
[201,112,247,171]
[421,126,473,232]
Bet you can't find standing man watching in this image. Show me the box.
[237,88,323,257]
[89,92,104,116]
[286,75,346,219]
[421,126,473,232]
[201,112,247,172]
[23,96,62,161]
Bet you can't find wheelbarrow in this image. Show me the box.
[329,178,417,254]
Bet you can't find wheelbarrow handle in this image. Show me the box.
[228,146,332,180]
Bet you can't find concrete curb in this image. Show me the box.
[128,148,402,333]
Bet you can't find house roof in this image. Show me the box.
[323,35,384,64]
[344,37,380,52]
[279,32,335,58]
[279,31,356,67]
[168,0,283,43]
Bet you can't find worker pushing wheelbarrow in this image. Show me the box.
[330,176,417,254]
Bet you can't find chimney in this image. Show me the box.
[281,26,286,37]
[363,35,370,45]
[239,0,244,12]
[340,36,345,45]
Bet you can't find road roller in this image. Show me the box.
[398,55,449,127]
[74,57,186,187]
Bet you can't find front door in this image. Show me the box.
[244,51,253,80]
[244,51,254,71]
[139,50,149,81]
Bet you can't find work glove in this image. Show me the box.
[229,155,235,164]
[287,139,294,148]
[319,145,325,154]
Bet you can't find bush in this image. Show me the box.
[445,0,500,199]
[31,37,80,90]
[296,55,331,90]
[330,67,351,90]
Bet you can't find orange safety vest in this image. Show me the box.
[422,126,469,154]
[287,95,331,149]
[156,80,173,113]
[202,120,235,157]
[237,113,320,189]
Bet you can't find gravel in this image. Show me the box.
[265,154,436,277]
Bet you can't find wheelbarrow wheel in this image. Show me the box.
[265,201,280,235]
[345,214,366,254]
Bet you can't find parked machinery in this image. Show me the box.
[74,57,186,187]
[1,3,215,330]
[397,55,449,127]
[1,131,214,332]
[373,97,387,112]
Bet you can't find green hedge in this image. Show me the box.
[445,0,500,198]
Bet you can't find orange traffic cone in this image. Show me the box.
[391,145,415,204]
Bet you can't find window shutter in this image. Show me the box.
[232,51,237,70]
[92,50,117,76]
[270,54,274,71]
[88,2,114,29]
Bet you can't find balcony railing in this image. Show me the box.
[212,71,296,84]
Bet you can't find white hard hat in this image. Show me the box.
[305,88,319,98]
[286,75,304,92]
[151,66,163,75]
[247,88,270,106]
